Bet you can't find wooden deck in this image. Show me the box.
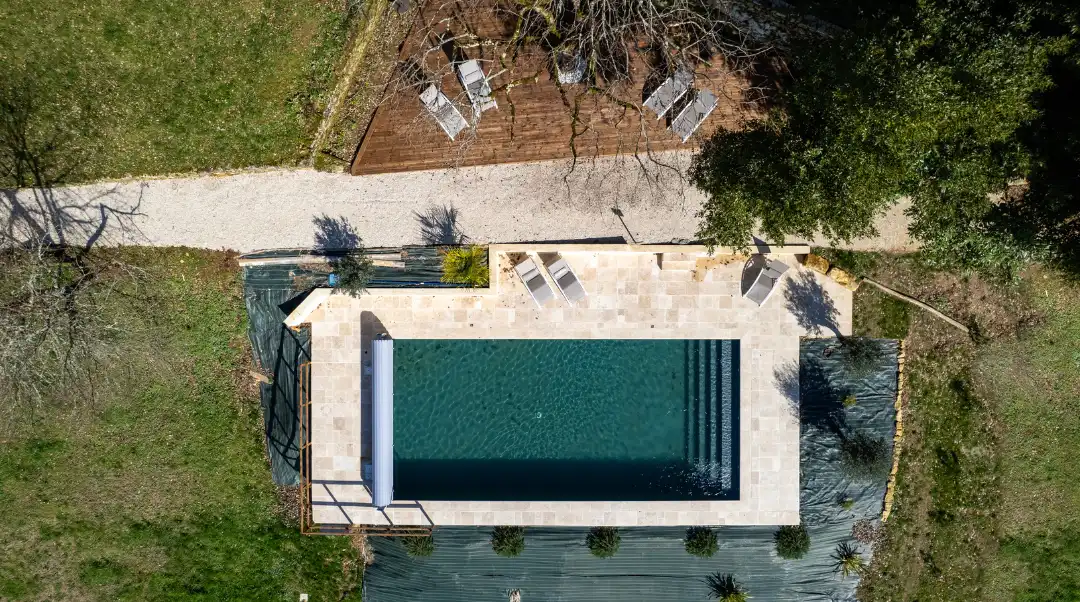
[351,7,760,175]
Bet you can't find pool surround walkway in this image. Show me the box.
[289,244,853,527]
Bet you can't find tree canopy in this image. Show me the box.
[691,0,1079,278]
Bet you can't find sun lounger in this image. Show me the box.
[670,88,718,142]
[543,256,587,304]
[744,259,790,306]
[456,59,497,113]
[514,258,555,307]
[643,68,694,118]
[419,84,468,140]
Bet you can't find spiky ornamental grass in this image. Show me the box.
[401,534,435,557]
[704,572,748,602]
[441,245,490,286]
[831,541,865,578]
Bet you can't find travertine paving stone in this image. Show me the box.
[304,250,852,526]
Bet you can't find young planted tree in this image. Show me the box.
[684,527,719,558]
[838,337,886,377]
[331,253,375,297]
[586,526,620,558]
[840,432,891,482]
[491,526,526,557]
[774,524,810,559]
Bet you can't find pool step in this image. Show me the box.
[687,340,735,491]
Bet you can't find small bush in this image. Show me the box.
[843,394,858,408]
[586,527,620,558]
[442,245,490,286]
[840,432,891,481]
[774,524,811,559]
[839,337,887,377]
[812,248,880,276]
[684,527,719,558]
[840,497,855,510]
[831,541,864,578]
[331,253,374,297]
[400,534,435,557]
[704,572,748,602]
[491,526,525,557]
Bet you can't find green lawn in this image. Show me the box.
[0,0,354,180]
[842,253,1080,601]
[0,249,361,601]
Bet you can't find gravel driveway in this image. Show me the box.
[4,154,914,253]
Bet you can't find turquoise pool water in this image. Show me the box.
[393,339,739,501]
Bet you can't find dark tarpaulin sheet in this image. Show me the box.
[363,339,899,602]
[242,247,457,485]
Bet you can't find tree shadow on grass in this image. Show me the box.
[784,269,841,336]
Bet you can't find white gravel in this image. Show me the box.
[5,154,914,253]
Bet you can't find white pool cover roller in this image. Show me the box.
[371,337,394,509]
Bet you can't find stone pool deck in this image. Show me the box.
[289,244,852,527]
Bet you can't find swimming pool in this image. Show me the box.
[393,339,739,501]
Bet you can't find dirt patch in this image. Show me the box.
[860,255,1043,355]
[350,532,375,565]
[274,485,301,527]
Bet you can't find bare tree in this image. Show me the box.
[0,76,142,425]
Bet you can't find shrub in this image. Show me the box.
[442,245,490,286]
[831,541,864,578]
[586,527,620,558]
[704,572,748,602]
[331,253,374,297]
[400,534,435,557]
[491,526,525,557]
[839,337,887,376]
[840,497,855,510]
[840,432,891,482]
[843,394,858,408]
[684,527,718,558]
[774,524,811,559]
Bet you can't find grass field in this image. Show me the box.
[0,249,361,601]
[0,0,356,181]
[820,251,1080,601]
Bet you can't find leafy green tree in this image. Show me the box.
[690,0,1071,278]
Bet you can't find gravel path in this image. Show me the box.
[5,154,915,253]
